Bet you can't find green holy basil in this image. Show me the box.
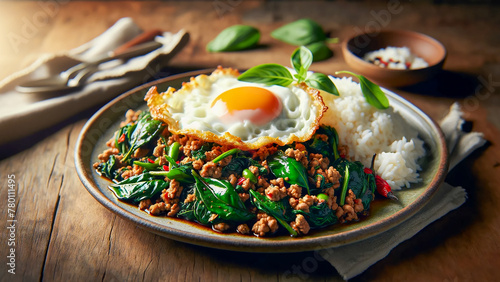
[305,72,339,96]
[237,64,294,87]
[238,47,338,95]
[271,18,327,46]
[291,46,312,81]
[306,41,333,62]
[207,25,260,52]
[336,71,390,110]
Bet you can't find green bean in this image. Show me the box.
[168,141,181,161]
[242,168,257,183]
[212,148,240,164]
[317,193,329,201]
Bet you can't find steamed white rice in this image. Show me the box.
[320,77,425,190]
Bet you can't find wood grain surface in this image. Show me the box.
[1,1,499,281]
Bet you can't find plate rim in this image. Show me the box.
[75,69,449,253]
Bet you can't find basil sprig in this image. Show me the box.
[238,46,389,109]
[336,71,390,110]
[207,25,260,52]
[238,46,338,95]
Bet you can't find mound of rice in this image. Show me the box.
[320,77,425,190]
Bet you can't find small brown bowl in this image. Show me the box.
[342,29,447,88]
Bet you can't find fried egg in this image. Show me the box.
[145,67,327,150]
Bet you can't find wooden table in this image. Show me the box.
[1,1,499,281]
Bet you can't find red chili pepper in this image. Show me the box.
[405,62,412,69]
[375,175,398,201]
[366,154,398,201]
[117,133,126,143]
[147,158,155,164]
[266,193,273,199]
[237,177,246,186]
[377,57,389,66]
[162,165,169,171]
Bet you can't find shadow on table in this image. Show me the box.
[398,70,481,99]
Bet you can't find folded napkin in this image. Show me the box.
[319,102,486,280]
[0,17,189,146]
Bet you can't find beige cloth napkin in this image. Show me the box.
[319,102,486,279]
[0,17,189,146]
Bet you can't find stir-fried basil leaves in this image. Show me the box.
[333,158,375,209]
[191,143,213,160]
[109,173,167,203]
[115,123,135,154]
[98,155,118,180]
[99,104,379,236]
[293,202,338,229]
[268,153,311,195]
[305,125,340,162]
[192,171,255,223]
[122,113,165,162]
[178,198,218,225]
[249,189,298,237]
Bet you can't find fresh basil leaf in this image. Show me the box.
[336,71,389,109]
[291,46,313,82]
[305,72,339,96]
[207,25,260,52]
[306,41,333,62]
[238,63,294,86]
[271,18,327,46]
[268,153,310,195]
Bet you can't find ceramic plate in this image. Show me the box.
[75,70,448,253]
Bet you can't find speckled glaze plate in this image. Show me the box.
[75,69,448,253]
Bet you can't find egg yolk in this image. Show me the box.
[211,86,282,125]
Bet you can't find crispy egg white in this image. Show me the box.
[145,67,327,150]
